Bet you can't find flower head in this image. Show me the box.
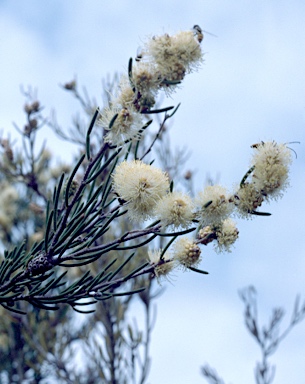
[214,219,239,253]
[129,61,162,111]
[154,191,194,229]
[132,61,161,95]
[233,183,264,218]
[251,141,292,200]
[115,75,136,109]
[148,249,175,283]
[98,105,143,145]
[0,183,19,236]
[172,238,201,269]
[146,31,202,75]
[112,160,170,221]
[198,226,216,245]
[196,185,233,226]
[144,30,203,92]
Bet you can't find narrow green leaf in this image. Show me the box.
[45,201,50,227]
[71,306,96,314]
[101,155,119,202]
[188,266,209,274]
[87,178,97,201]
[87,153,104,181]
[203,200,213,209]
[53,185,57,205]
[101,182,114,209]
[65,153,85,206]
[97,271,113,284]
[250,211,272,216]
[166,102,181,118]
[123,262,149,281]
[69,300,97,306]
[85,148,121,185]
[86,270,106,292]
[144,106,174,114]
[29,278,56,296]
[48,270,68,290]
[115,234,158,251]
[85,184,104,215]
[28,299,59,310]
[240,165,255,187]
[53,173,65,232]
[95,292,113,300]
[161,79,181,85]
[70,201,85,222]
[0,259,12,283]
[86,210,120,247]
[128,57,133,87]
[28,240,44,259]
[86,108,99,160]
[55,214,86,253]
[112,287,146,296]
[44,210,54,253]
[124,142,133,161]
[111,253,135,280]
[134,138,141,160]
[108,113,118,129]
[157,227,196,237]
[160,236,177,260]
[103,197,117,210]
[1,303,26,315]
[67,270,92,291]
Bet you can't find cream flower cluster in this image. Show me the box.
[172,238,201,269]
[112,133,292,282]
[98,105,143,145]
[112,160,170,221]
[112,160,197,227]
[144,30,203,90]
[195,185,233,226]
[148,249,175,283]
[113,141,292,256]
[233,182,264,218]
[251,141,292,200]
[214,219,239,253]
[98,26,204,145]
[153,191,194,229]
[0,183,19,238]
[234,141,292,218]
[148,238,202,282]
[198,219,239,254]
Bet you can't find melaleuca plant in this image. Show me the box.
[201,287,305,384]
[0,25,293,316]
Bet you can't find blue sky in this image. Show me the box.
[1,1,305,383]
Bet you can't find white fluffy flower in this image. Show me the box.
[154,191,194,229]
[132,61,161,95]
[196,185,233,226]
[115,75,136,108]
[112,160,170,221]
[172,238,201,269]
[146,31,203,76]
[148,249,175,282]
[0,183,19,233]
[233,183,264,218]
[98,105,143,145]
[144,30,203,93]
[251,141,292,200]
[214,219,239,253]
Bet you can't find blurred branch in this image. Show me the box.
[201,364,226,384]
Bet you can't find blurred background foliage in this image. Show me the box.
[0,74,193,383]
